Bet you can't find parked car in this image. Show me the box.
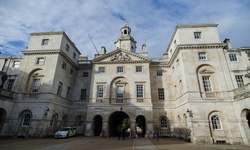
[54,127,77,138]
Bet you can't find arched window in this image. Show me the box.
[22,114,31,126]
[160,118,167,128]
[75,115,83,126]
[124,29,127,34]
[50,114,57,127]
[211,115,222,129]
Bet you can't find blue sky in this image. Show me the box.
[0,0,250,59]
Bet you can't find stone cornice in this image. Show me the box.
[177,43,225,50]
[22,50,60,55]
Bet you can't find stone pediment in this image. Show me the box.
[92,49,150,63]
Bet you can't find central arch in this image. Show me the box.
[108,111,129,136]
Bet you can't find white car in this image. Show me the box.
[54,127,77,138]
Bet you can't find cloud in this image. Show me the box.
[0,0,249,59]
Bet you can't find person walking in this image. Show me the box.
[122,128,126,140]
[117,125,121,140]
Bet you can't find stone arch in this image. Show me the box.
[93,115,103,136]
[240,108,250,145]
[109,76,130,104]
[25,68,44,93]
[0,108,7,133]
[16,110,33,137]
[208,111,230,144]
[196,64,217,98]
[48,113,59,136]
[136,115,146,137]
[108,111,130,136]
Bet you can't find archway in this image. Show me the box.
[136,115,146,137]
[93,115,102,136]
[247,111,250,129]
[0,108,6,132]
[108,111,129,136]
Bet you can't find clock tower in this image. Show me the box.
[114,24,137,53]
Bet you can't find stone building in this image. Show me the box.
[0,24,249,146]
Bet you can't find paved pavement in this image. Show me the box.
[0,136,249,150]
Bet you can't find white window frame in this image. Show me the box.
[13,61,20,68]
[41,39,49,45]
[156,70,163,76]
[57,81,63,96]
[7,79,15,90]
[211,115,222,130]
[158,88,165,100]
[117,66,124,73]
[136,66,143,72]
[116,86,124,98]
[160,118,167,128]
[97,85,104,98]
[98,67,105,73]
[198,52,207,60]
[229,54,237,61]
[202,76,212,92]
[31,79,40,93]
[194,32,201,39]
[136,85,144,98]
[36,57,45,65]
[22,114,31,127]
[235,75,244,87]
[80,89,87,100]
[66,44,70,52]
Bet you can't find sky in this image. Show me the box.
[0,0,250,60]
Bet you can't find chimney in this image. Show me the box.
[223,38,232,49]
[142,44,146,52]
[101,46,106,54]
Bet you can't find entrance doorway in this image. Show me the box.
[136,115,146,137]
[93,115,102,136]
[109,111,129,136]
[247,111,250,129]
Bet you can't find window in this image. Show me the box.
[41,39,49,45]
[83,72,89,77]
[7,79,15,90]
[31,79,40,92]
[136,66,142,72]
[80,89,87,100]
[198,52,207,60]
[66,44,70,52]
[98,67,105,73]
[50,114,57,127]
[62,62,67,70]
[136,85,143,98]
[36,58,44,65]
[158,88,165,100]
[73,52,76,59]
[117,86,124,98]
[202,76,212,91]
[13,61,20,68]
[70,69,74,75]
[75,116,83,126]
[194,32,201,39]
[229,54,237,61]
[156,70,163,76]
[22,114,31,127]
[235,75,244,87]
[57,82,63,96]
[211,115,222,129]
[117,67,124,73]
[160,118,167,128]
[97,85,104,98]
[66,87,71,99]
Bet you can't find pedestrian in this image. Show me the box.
[122,128,126,140]
[117,125,121,140]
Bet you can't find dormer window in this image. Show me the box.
[41,39,49,45]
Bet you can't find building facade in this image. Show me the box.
[0,24,250,146]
